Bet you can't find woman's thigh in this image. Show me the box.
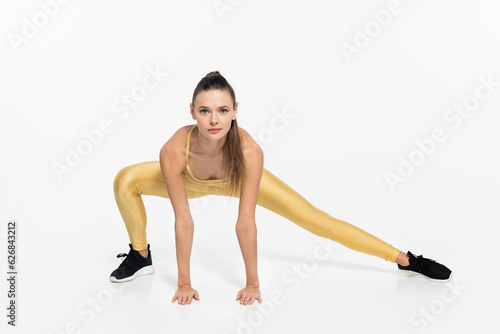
[256,168,348,241]
[114,160,213,199]
[257,169,318,223]
[114,161,168,198]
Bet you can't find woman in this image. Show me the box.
[110,71,452,306]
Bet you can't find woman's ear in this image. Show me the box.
[190,103,196,120]
[233,102,238,119]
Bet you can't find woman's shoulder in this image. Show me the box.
[238,127,263,157]
[160,124,193,153]
[174,124,196,140]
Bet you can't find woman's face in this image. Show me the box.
[190,89,238,139]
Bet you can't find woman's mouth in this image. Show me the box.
[208,128,221,134]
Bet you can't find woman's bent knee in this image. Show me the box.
[113,165,137,195]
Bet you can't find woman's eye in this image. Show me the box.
[200,109,228,114]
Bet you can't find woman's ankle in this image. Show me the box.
[138,248,149,258]
[395,251,410,266]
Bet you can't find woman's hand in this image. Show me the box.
[236,285,262,305]
[171,285,200,305]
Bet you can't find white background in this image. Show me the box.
[1,0,499,333]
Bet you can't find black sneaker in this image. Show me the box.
[397,251,452,282]
[110,244,155,283]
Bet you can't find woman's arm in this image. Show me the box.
[159,133,199,304]
[235,145,264,304]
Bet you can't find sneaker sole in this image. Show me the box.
[110,265,155,283]
[398,269,453,283]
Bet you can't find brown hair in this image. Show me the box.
[192,71,246,199]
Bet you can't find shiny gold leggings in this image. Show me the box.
[113,161,400,262]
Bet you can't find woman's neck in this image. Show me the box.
[194,126,226,157]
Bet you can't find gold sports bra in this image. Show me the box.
[184,124,228,184]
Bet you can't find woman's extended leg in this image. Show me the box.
[255,170,450,281]
[256,169,401,263]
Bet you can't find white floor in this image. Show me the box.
[2,180,497,334]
